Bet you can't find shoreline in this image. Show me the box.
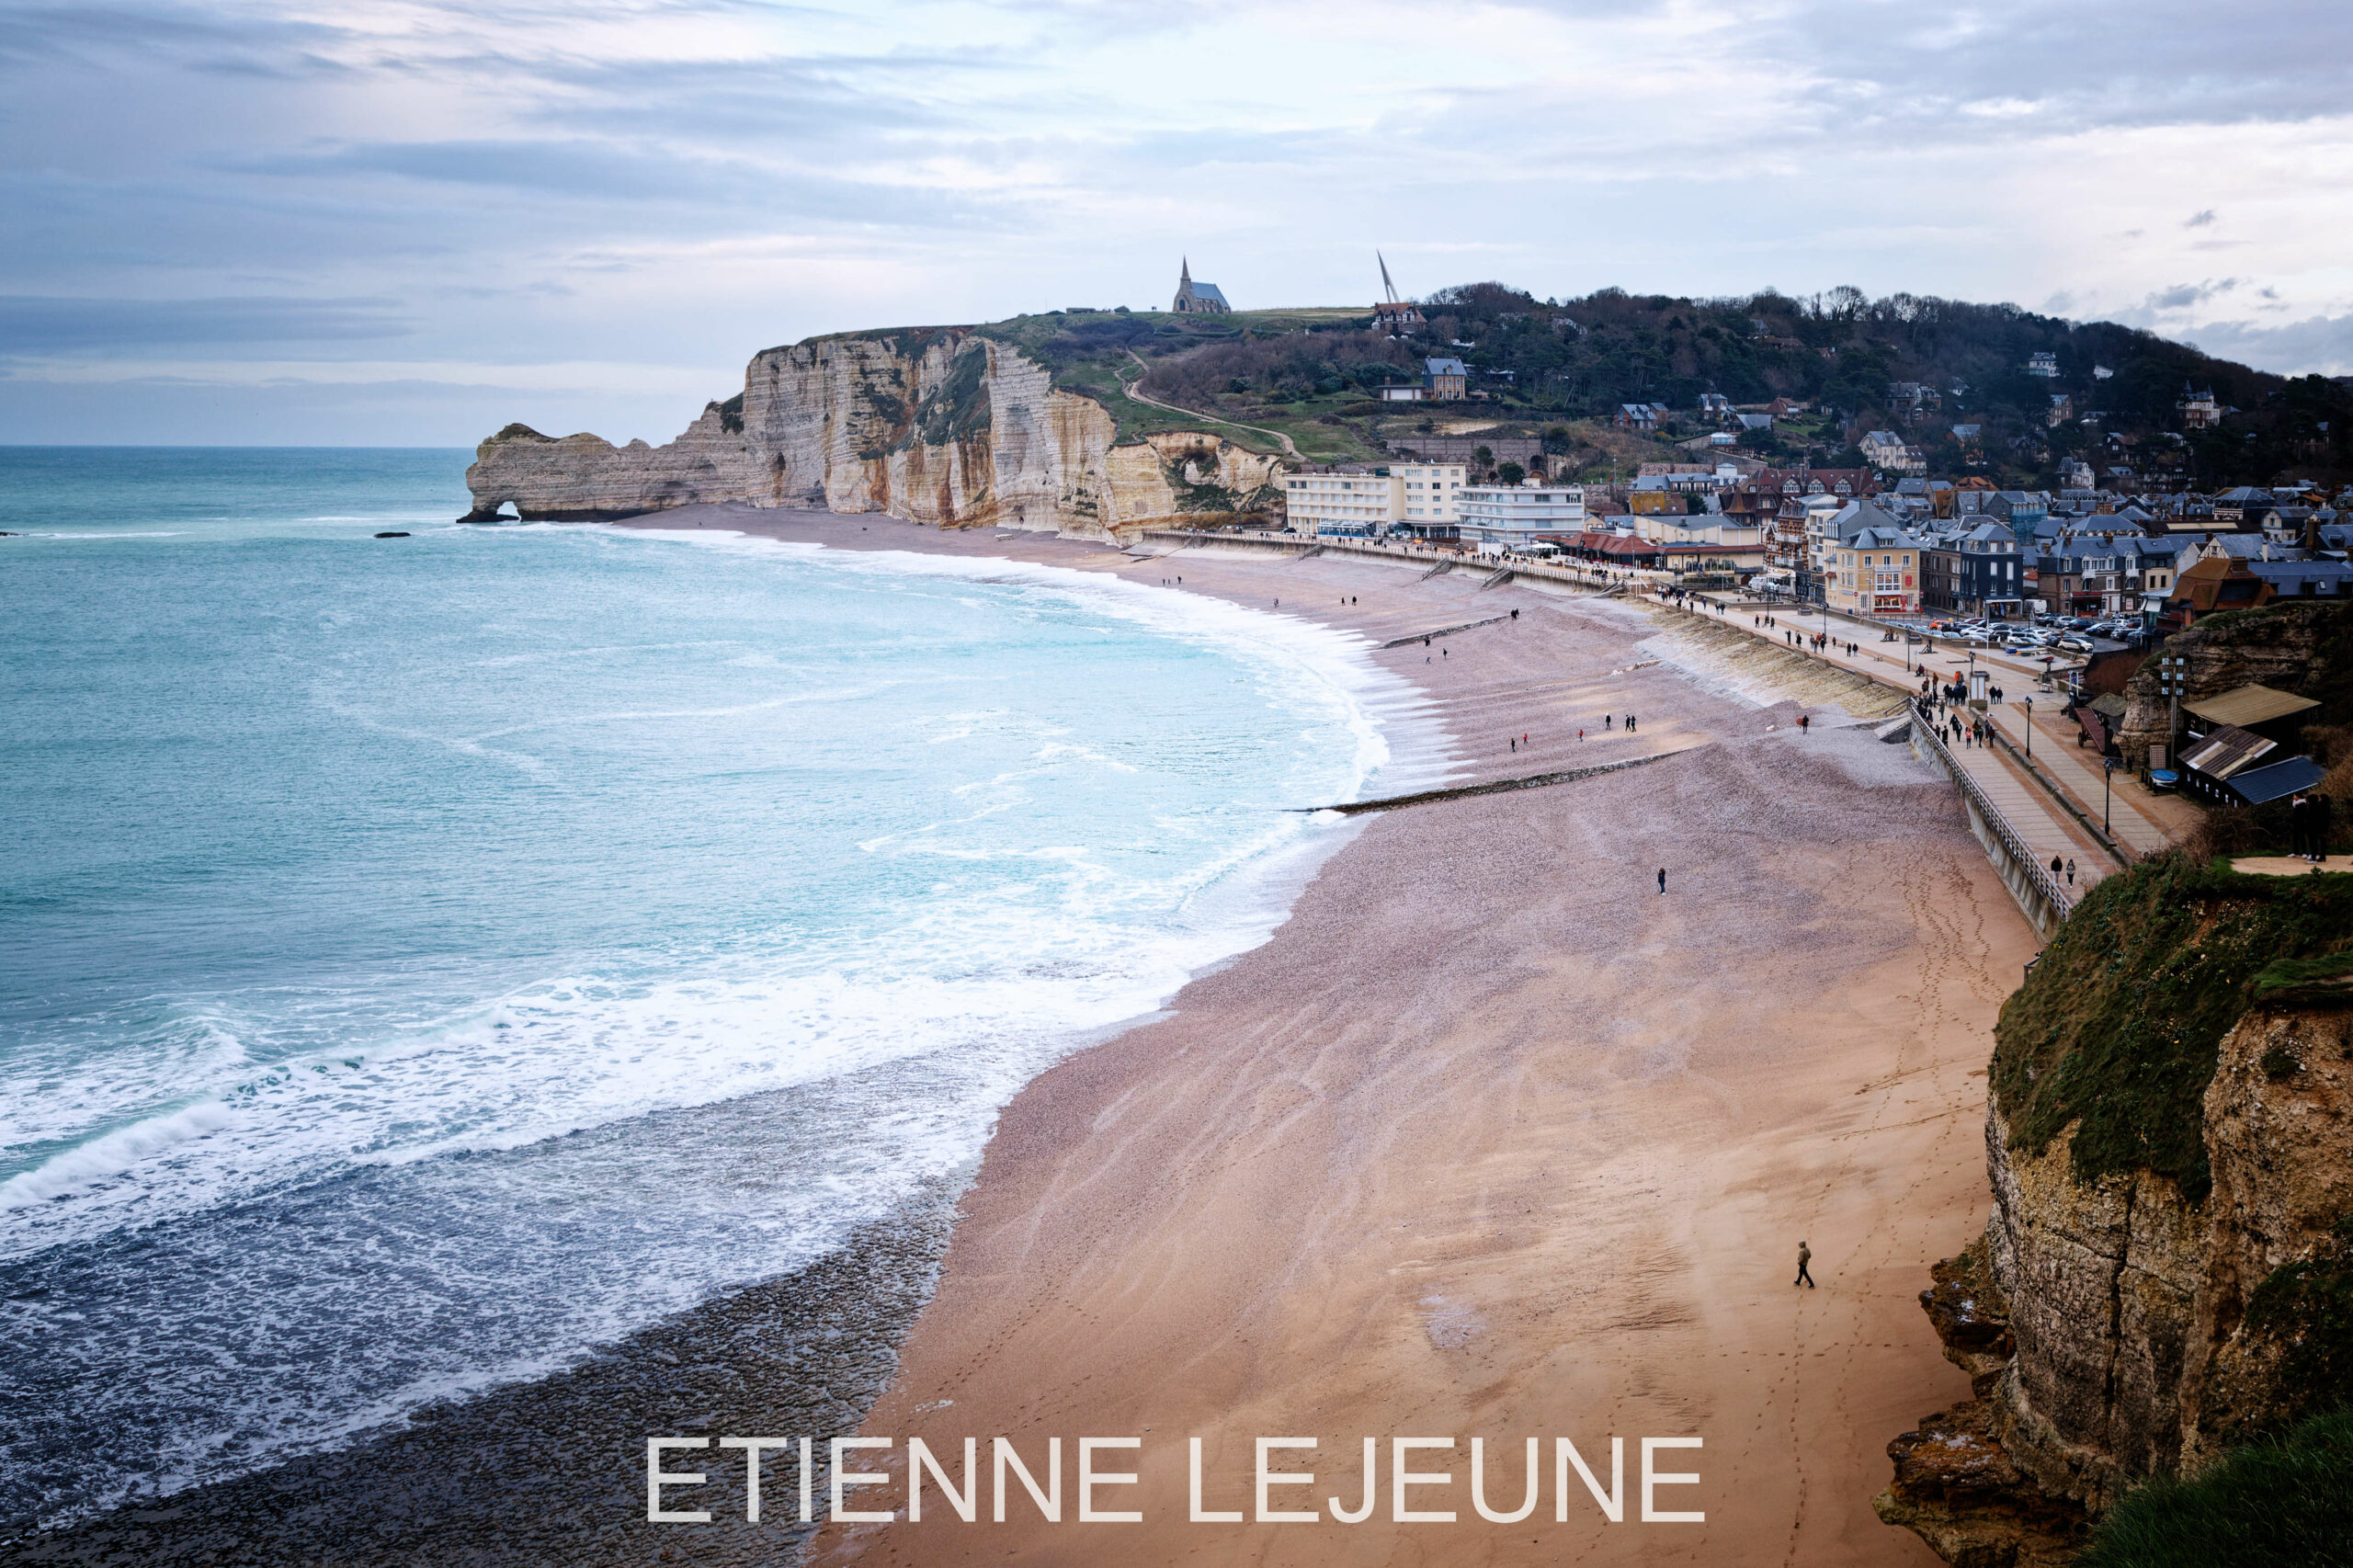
[767,509,2028,1567]
[7,506,2033,1566]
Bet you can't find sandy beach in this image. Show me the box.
[4,508,2034,1568]
[636,510,2038,1567]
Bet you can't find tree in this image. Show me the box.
[1498,461,1526,485]
[1474,444,1495,464]
[1542,425,1573,454]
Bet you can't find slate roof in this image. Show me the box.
[2226,756,2328,806]
[2247,560,2352,595]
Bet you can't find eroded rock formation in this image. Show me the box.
[2113,599,2352,766]
[461,329,1282,540]
[1879,995,2353,1566]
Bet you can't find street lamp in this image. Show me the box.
[2103,755,2117,835]
[2023,698,2032,760]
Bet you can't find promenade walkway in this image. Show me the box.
[1139,528,2195,910]
[1660,593,2193,899]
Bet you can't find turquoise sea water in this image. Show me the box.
[0,449,1415,1529]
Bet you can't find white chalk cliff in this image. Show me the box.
[463,327,1282,540]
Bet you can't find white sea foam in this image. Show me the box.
[0,510,1445,1526]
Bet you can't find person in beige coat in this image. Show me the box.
[1794,1241,1815,1288]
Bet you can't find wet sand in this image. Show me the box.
[642,512,2037,1566]
[6,509,2033,1567]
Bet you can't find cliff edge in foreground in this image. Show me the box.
[1876,855,2353,1566]
[461,326,1280,540]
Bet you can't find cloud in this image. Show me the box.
[9,0,2353,440]
[2143,278,2241,312]
[2177,313,2353,377]
[0,296,414,356]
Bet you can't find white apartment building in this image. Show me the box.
[1394,462,1465,527]
[1456,481,1586,551]
[1281,469,1395,534]
[1279,462,1465,535]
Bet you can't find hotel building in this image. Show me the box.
[1280,463,1466,536]
[1456,481,1586,551]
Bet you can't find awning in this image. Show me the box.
[2225,756,2329,806]
[2184,683,2321,729]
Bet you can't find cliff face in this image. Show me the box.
[2114,599,2353,767]
[1878,860,2353,1566]
[462,329,1282,540]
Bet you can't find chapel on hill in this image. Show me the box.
[1172,259,1230,314]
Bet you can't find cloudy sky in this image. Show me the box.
[4,0,2351,446]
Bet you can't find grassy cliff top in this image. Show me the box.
[1992,853,2353,1201]
[767,278,2353,488]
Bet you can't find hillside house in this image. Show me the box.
[1615,402,1667,432]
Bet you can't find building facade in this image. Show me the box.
[1171,258,1230,314]
[1456,482,1586,550]
[1395,462,1466,528]
[1280,468,1395,534]
[1279,462,1467,536]
[1922,523,2024,618]
[1825,527,1926,617]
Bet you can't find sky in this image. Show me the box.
[4,0,2352,447]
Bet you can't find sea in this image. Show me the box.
[0,449,1427,1533]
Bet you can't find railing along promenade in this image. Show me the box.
[1904,695,2077,936]
[1136,528,1651,594]
[1142,527,2092,935]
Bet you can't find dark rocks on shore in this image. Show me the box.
[373,531,411,539]
[0,1184,961,1568]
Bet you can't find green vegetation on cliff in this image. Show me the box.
[1991,854,2353,1201]
[789,282,2347,486]
[2075,1407,2353,1568]
[968,307,1381,460]
[2245,1216,2353,1428]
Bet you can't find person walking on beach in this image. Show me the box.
[2050,855,2063,881]
[2065,857,2075,887]
[1657,868,1667,894]
[1795,1241,1815,1288]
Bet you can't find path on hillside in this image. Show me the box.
[1119,349,1300,458]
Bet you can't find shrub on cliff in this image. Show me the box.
[1990,853,2353,1200]
[2242,1215,2353,1430]
[2075,1407,2353,1568]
